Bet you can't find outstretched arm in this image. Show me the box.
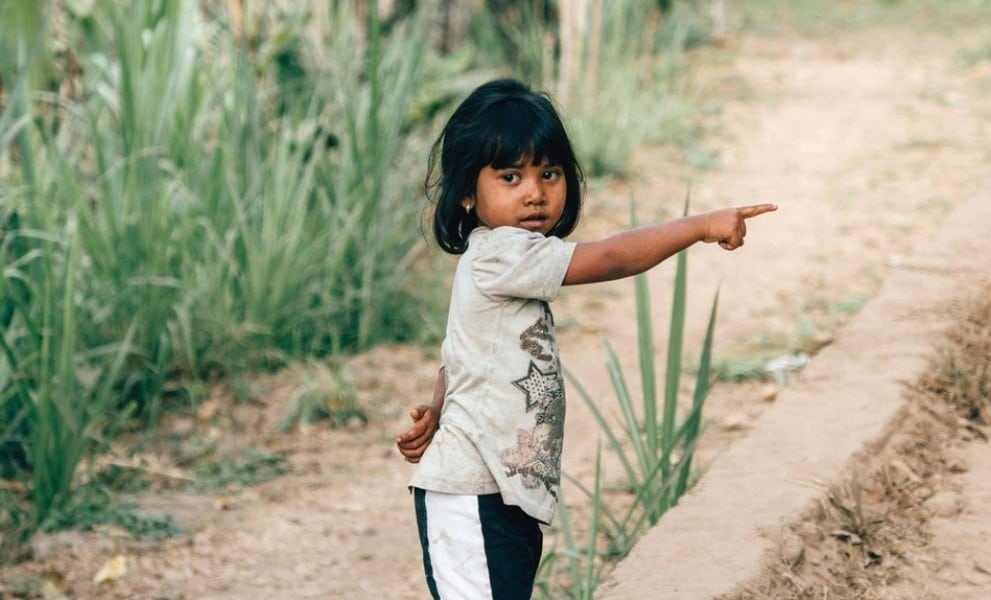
[396,367,446,464]
[563,204,777,285]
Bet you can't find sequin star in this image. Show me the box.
[512,361,562,412]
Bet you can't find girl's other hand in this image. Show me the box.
[396,405,440,464]
[703,203,778,250]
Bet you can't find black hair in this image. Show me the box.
[426,78,585,254]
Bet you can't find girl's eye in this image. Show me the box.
[501,172,520,183]
[543,168,563,181]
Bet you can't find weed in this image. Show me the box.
[537,197,719,595]
[40,483,181,541]
[277,360,365,433]
[190,446,288,493]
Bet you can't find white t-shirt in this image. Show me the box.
[410,226,577,524]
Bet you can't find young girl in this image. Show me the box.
[396,78,776,599]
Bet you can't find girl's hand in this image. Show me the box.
[703,203,778,250]
[396,405,440,464]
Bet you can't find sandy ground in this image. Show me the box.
[2,12,991,600]
[724,293,991,600]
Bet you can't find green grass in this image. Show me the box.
[0,0,444,550]
[189,446,288,493]
[0,229,137,533]
[276,359,364,433]
[555,2,708,178]
[464,1,709,179]
[536,199,719,596]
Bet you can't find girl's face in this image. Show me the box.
[464,158,567,235]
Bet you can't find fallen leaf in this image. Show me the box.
[41,570,70,600]
[93,555,128,585]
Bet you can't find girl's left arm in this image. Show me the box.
[563,204,776,285]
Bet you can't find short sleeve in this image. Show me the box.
[471,227,576,301]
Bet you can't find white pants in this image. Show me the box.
[414,488,542,600]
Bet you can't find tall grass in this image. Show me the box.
[536,450,609,600]
[468,1,707,179]
[4,0,442,387]
[0,0,444,544]
[0,227,136,530]
[537,201,719,596]
[553,1,708,177]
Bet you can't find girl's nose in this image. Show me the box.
[524,181,547,205]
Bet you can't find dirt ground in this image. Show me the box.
[726,294,991,600]
[3,13,991,600]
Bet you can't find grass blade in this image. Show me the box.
[676,288,719,499]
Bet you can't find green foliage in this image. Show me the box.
[467,1,708,179]
[4,0,445,382]
[710,354,770,383]
[0,488,32,562]
[0,229,136,531]
[0,1,55,98]
[561,3,707,178]
[276,359,365,432]
[0,0,445,549]
[40,483,181,541]
[537,198,719,596]
[471,1,554,84]
[536,451,609,600]
[190,446,288,493]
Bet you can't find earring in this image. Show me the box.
[464,204,472,214]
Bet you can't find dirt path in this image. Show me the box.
[3,15,990,600]
[558,26,990,509]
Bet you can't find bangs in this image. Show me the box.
[476,99,572,169]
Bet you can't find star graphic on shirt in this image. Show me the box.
[512,361,561,412]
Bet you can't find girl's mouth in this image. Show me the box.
[521,214,547,229]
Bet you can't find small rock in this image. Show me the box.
[720,411,752,431]
[780,531,805,566]
[764,353,809,385]
[947,460,968,474]
[345,414,367,430]
[758,383,780,403]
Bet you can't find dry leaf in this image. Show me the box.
[92,555,128,585]
[41,570,70,600]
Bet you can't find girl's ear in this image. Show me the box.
[461,197,475,214]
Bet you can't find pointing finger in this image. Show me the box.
[739,203,778,219]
